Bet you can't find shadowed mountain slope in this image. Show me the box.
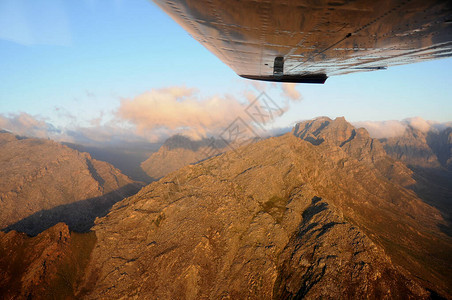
[0,132,142,236]
[380,125,452,230]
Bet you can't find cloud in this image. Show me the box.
[0,112,59,138]
[116,86,255,140]
[1,86,291,146]
[0,84,325,147]
[404,116,431,132]
[353,120,407,138]
[353,117,452,138]
[281,83,302,102]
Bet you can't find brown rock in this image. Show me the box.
[0,223,96,299]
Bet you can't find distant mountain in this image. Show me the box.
[140,135,230,180]
[431,127,452,169]
[380,125,452,226]
[0,132,142,236]
[381,126,441,169]
[75,117,450,298]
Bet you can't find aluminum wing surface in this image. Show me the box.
[152,0,452,83]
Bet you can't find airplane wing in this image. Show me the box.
[152,0,452,83]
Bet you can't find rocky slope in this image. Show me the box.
[140,135,230,180]
[0,223,96,299]
[0,132,142,236]
[77,117,451,298]
[294,116,415,187]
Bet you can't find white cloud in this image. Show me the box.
[0,112,59,138]
[354,117,452,138]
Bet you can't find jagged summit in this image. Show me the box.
[293,116,356,146]
[294,116,384,159]
[293,117,414,187]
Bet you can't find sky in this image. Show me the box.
[0,0,451,145]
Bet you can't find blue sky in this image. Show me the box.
[0,0,451,143]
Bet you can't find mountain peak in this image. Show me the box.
[292,117,415,187]
[292,116,381,158]
[293,116,355,146]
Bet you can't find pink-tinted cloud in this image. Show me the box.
[0,112,57,138]
[281,83,302,102]
[116,86,254,140]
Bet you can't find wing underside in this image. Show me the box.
[152,0,452,83]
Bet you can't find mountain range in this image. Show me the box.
[0,117,451,299]
[80,117,451,298]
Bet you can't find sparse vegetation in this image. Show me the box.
[154,213,166,227]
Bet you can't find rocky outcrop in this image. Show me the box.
[294,117,415,187]
[0,223,96,299]
[78,117,450,298]
[0,132,142,235]
[274,197,426,299]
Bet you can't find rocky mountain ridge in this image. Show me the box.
[0,132,142,236]
[77,117,451,298]
[1,118,451,299]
